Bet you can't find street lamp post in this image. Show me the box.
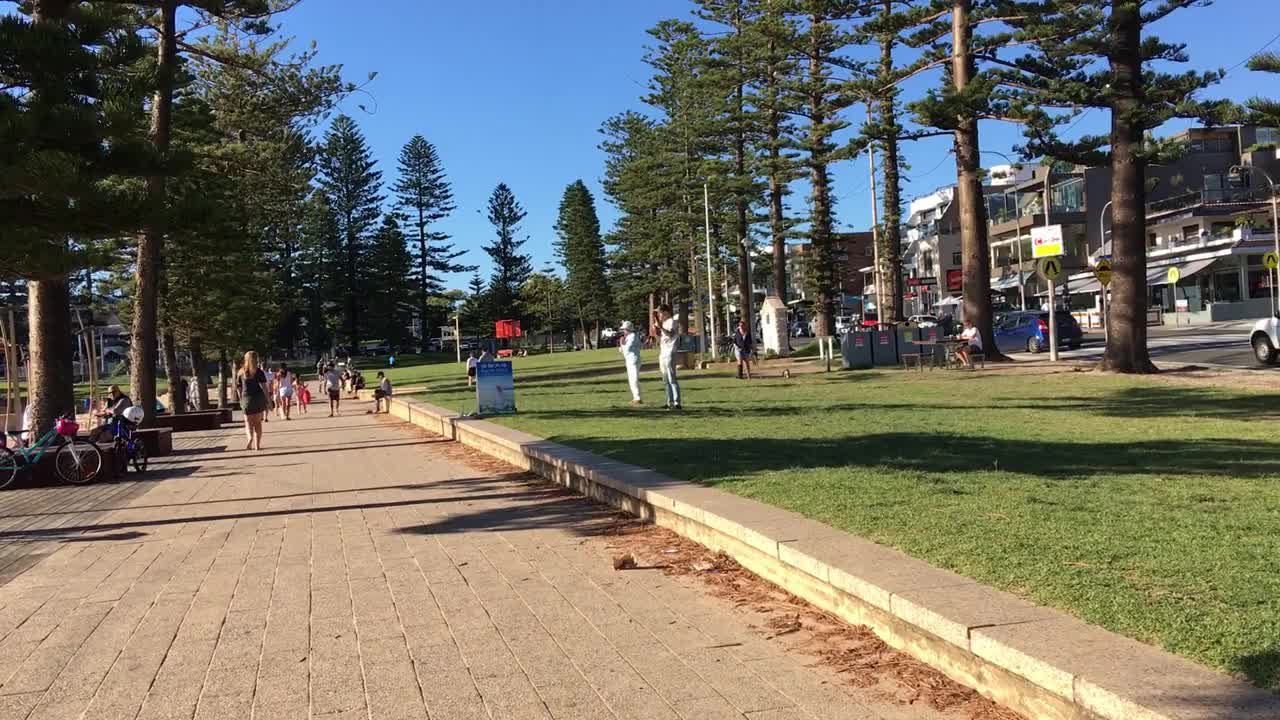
[1255,169,1280,315]
[704,182,718,359]
[1099,200,1112,343]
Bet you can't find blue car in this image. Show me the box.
[994,311,1084,354]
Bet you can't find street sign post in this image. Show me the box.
[1031,225,1065,259]
[1167,266,1185,325]
[1265,252,1279,314]
[1166,266,1181,285]
[1037,257,1063,361]
[1094,258,1113,343]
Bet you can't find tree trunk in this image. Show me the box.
[130,0,176,423]
[190,336,209,410]
[734,10,753,336]
[952,0,1005,359]
[26,1,76,437]
[767,33,787,303]
[878,5,904,324]
[217,348,229,408]
[161,329,182,414]
[26,278,74,437]
[1099,0,1155,372]
[809,16,835,338]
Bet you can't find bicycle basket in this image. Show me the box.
[55,417,79,437]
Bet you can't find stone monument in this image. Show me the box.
[760,296,789,357]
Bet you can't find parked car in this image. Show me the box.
[600,327,618,341]
[994,311,1084,354]
[906,314,939,327]
[1250,314,1279,365]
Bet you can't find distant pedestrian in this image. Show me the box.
[187,375,201,411]
[652,304,681,410]
[297,379,311,415]
[479,347,493,363]
[276,364,294,420]
[237,351,268,450]
[618,320,642,406]
[261,365,275,423]
[466,350,479,387]
[322,364,342,417]
[388,354,396,368]
[373,371,393,413]
[732,321,754,380]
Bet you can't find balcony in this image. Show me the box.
[1147,187,1274,216]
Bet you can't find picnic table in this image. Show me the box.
[913,336,970,370]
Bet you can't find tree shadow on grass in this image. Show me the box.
[1235,648,1280,693]
[552,432,1280,482]
[994,385,1280,422]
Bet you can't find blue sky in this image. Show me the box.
[280,0,1279,292]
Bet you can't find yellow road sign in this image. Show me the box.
[1038,257,1063,282]
[1167,266,1181,285]
[1264,251,1279,270]
[1094,259,1113,287]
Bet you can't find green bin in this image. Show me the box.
[841,331,873,369]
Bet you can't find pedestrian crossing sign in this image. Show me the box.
[1094,259,1113,287]
[1037,257,1063,281]
[1265,251,1279,270]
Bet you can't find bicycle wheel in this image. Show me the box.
[131,441,148,474]
[0,447,19,490]
[56,439,103,485]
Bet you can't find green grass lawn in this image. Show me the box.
[389,350,1280,689]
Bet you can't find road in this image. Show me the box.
[1022,321,1276,369]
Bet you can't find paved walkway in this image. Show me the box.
[0,410,956,720]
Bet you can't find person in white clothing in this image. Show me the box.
[956,320,982,367]
[276,365,294,420]
[465,351,479,387]
[651,304,681,410]
[618,320,642,406]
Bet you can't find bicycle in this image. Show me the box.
[100,414,148,477]
[0,414,104,490]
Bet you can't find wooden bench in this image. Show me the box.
[901,353,925,371]
[149,411,222,432]
[21,439,118,485]
[134,427,174,457]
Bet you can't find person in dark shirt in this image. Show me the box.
[732,321,754,380]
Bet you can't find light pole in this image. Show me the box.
[1255,169,1280,315]
[1099,200,1112,342]
[542,265,555,354]
[703,182,718,359]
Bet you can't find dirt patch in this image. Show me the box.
[602,519,1024,720]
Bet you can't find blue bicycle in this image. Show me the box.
[101,414,148,477]
[0,414,104,490]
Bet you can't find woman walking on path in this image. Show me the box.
[276,364,294,420]
[238,351,269,450]
[732,321,754,380]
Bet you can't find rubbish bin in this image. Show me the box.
[871,329,899,366]
[898,325,921,357]
[841,331,873,369]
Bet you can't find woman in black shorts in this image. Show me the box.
[237,351,268,450]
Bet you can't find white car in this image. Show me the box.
[600,327,618,341]
[1251,315,1280,365]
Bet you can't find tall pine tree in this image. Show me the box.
[1,0,152,434]
[315,114,384,352]
[1005,0,1228,372]
[483,183,532,322]
[365,213,415,349]
[554,180,613,344]
[392,135,471,348]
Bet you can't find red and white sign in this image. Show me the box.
[1031,225,1065,258]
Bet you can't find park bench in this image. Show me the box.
[134,427,173,457]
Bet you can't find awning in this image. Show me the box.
[1149,257,1218,285]
[1064,277,1101,295]
[990,272,1031,291]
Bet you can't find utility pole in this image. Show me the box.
[704,182,718,359]
[866,107,884,327]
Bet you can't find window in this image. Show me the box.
[951,251,962,266]
[1214,271,1242,303]
[1181,224,1201,244]
[1248,269,1274,299]
[1050,178,1085,212]
[1210,222,1235,240]
[1148,233,1158,248]
[1257,128,1279,147]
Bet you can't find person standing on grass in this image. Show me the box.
[732,321,754,380]
[618,320,642,406]
[322,364,342,417]
[652,304,682,410]
[466,350,479,387]
[237,351,268,450]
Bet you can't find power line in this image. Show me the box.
[1224,29,1280,75]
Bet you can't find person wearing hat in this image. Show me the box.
[618,320,643,406]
